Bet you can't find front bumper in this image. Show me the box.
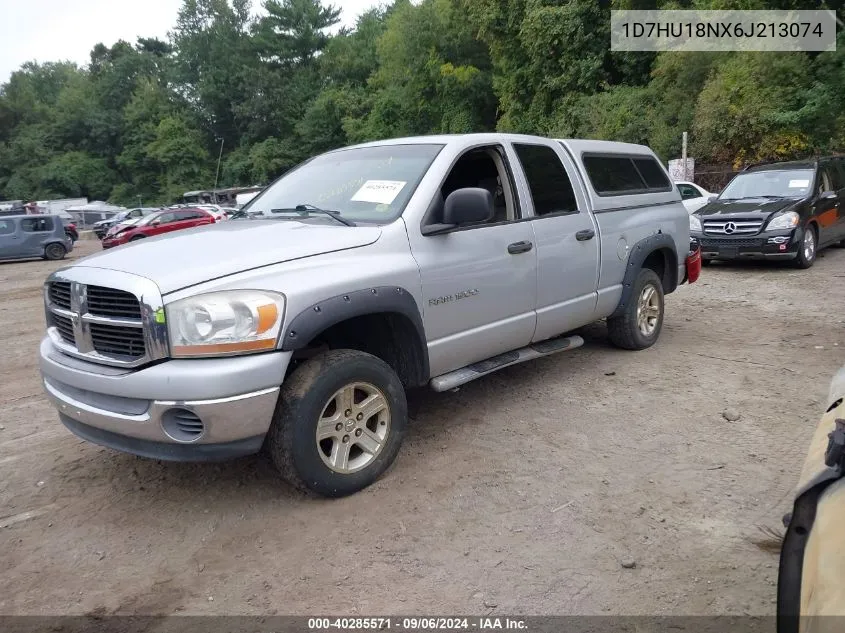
[692,227,802,261]
[100,236,123,249]
[39,337,291,461]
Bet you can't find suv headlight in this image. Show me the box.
[689,215,702,232]
[166,290,286,358]
[765,211,799,231]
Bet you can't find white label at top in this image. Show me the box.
[789,179,810,188]
[351,180,407,205]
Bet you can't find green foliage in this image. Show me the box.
[2,0,845,204]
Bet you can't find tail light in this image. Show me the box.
[685,237,702,284]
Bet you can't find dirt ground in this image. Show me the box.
[1,239,844,617]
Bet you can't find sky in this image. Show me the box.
[0,0,380,84]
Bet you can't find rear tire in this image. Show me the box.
[44,243,66,261]
[265,349,407,498]
[701,258,712,267]
[794,225,817,269]
[607,268,665,351]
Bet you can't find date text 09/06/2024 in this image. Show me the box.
[308,617,529,630]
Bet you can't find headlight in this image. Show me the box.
[166,290,285,358]
[765,211,799,231]
[689,215,702,232]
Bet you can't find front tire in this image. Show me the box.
[129,235,146,242]
[607,268,665,350]
[794,225,817,269]
[265,349,407,498]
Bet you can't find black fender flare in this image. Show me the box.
[280,286,429,382]
[609,233,679,319]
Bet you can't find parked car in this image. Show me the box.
[38,133,698,498]
[777,362,845,630]
[93,208,159,239]
[675,180,715,214]
[100,207,220,249]
[62,220,78,243]
[0,214,73,261]
[691,157,845,268]
[48,210,79,242]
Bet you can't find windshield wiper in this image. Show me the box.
[269,204,356,227]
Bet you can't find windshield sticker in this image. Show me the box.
[789,179,810,188]
[351,180,407,205]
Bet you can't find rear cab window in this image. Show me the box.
[582,154,673,197]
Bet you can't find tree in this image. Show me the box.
[253,0,341,67]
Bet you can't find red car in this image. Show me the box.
[101,208,219,249]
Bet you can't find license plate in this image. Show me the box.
[721,247,738,258]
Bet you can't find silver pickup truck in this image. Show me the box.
[38,133,696,497]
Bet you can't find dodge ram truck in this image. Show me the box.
[38,133,696,497]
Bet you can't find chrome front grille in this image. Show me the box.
[51,313,75,344]
[703,218,764,236]
[48,282,72,310]
[89,323,147,357]
[86,286,143,319]
[43,270,168,368]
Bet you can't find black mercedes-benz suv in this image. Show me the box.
[690,157,845,269]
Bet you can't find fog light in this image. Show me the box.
[780,244,787,251]
[161,408,205,442]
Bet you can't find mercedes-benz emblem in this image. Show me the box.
[724,222,737,234]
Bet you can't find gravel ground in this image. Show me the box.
[1,240,844,616]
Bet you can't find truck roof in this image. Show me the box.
[337,133,658,157]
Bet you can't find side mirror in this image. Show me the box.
[819,190,837,200]
[421,187,495,236]
[444,187,494,225]
[151,221,161,227]
[707,194,718,203]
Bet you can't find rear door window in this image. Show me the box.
[21,217,54,232]
[177,209,207,220]
[513,143,579,216]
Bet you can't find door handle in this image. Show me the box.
[507,240,533,254]
[576,229,595,241]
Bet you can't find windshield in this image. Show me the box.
[719,169,814,200]
[245,143,445,224]
[136,212,164,226]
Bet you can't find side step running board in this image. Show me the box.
[429,334,585,392]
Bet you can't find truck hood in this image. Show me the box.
[73,219,382,294]
[694,197,801,220]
